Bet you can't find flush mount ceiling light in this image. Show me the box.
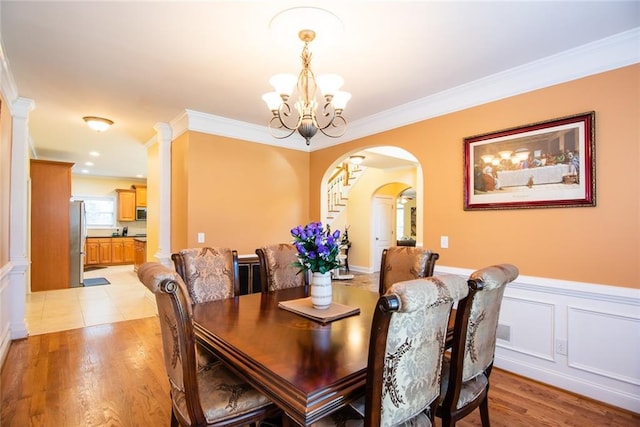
[262,7,350,145]
[83,116,113,132]
[349,155,365,165]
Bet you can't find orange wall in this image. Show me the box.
[0,95,10,265]
[311,65,639,288]
[171,132,189,251]
[172,131,310,254]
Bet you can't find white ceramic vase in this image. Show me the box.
[310,272,332,310]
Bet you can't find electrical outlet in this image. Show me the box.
[555,339,568,355]
[197,232,205,243]
[440,236,449,249]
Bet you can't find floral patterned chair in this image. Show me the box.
[171,247,240,303]
[256,243,307,292]
[436,264,519,427]
[379,246,440,295]
[313,274,469,426]
[171,247,239,367]
[137,262,280,427]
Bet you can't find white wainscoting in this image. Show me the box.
[0,261,12,369]
[437,265,640,413]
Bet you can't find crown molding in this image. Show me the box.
[172,109,309,152]
[309,27,640,151]
[173,28,639,152]
[0,39,18,107]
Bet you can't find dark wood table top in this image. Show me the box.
[193,283,456,426]
[193,284,379,425]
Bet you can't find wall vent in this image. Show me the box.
[497,323,511,342]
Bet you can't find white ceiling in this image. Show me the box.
[1,1,638,179]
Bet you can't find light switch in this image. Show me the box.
[440,236,449,249]
[197,232,205,243]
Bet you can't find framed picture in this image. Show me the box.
[463,111,595,210]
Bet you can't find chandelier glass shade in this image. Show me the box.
[262,29,350,145]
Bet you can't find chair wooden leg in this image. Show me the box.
[479,395,491,427]
[440,415,455,427]
[170,407,179,427]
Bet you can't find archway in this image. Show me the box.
[319,146,423,273]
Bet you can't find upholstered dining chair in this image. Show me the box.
[137,262,280,427]
[378,246,440,295]
[313,274,469,427]
[256,243,307,293]
[171,247,240,368]
[436,264,519,427]
[171,247,240,303]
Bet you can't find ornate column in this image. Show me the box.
[8,97,34,339]
[153,123,172,267]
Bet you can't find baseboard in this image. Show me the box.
[495,354,640,413]
[0,318,10,370]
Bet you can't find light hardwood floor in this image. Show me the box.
[2,317,638,427]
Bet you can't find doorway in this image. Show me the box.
[372,196,394,272]
[320,146,422,273]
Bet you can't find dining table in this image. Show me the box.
[193,283,456,426]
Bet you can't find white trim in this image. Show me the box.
[168,28,640,151]
[436,264,640,303]
[0,262,12,368]
[495,353,640,414]
[435,264,640,412]
[0,35,18,106]
[567,306,640,386]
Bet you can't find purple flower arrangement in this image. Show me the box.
[291,221,341,274]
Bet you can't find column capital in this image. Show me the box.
[12,97,35,119]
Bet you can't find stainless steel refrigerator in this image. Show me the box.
[69,200,87,287]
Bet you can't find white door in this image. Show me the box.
[372,196,394,272]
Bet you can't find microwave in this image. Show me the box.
[135,207,147,221]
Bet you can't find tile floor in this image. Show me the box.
[25,266,378,336]
[26,264,157,335]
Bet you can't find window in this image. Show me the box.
[78,196,116,228]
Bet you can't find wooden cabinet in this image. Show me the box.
[123,239,135,263]
[132,185,147,207]
[30,160,73,291]
[112,240,124,263]
[85,240,100,265]
[117,189,136,221]
[238,255,262,295]
[99,240,112,264]
[86,237,135,266]
[133,239,146,272]
[112,238,135,263]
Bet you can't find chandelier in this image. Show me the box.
[262,29,351,145]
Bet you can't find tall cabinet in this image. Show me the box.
[30,160,73,291]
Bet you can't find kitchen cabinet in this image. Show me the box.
[132,185,147,207]
[30,160,73,291]
[85,240,100,265]
[99,240,112,264]
[117,189,136,221]
[112,240,124,263]
[133,239,146,272]
[123,239,135,263]
[86,237,135,266]
[112,238,135,264]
